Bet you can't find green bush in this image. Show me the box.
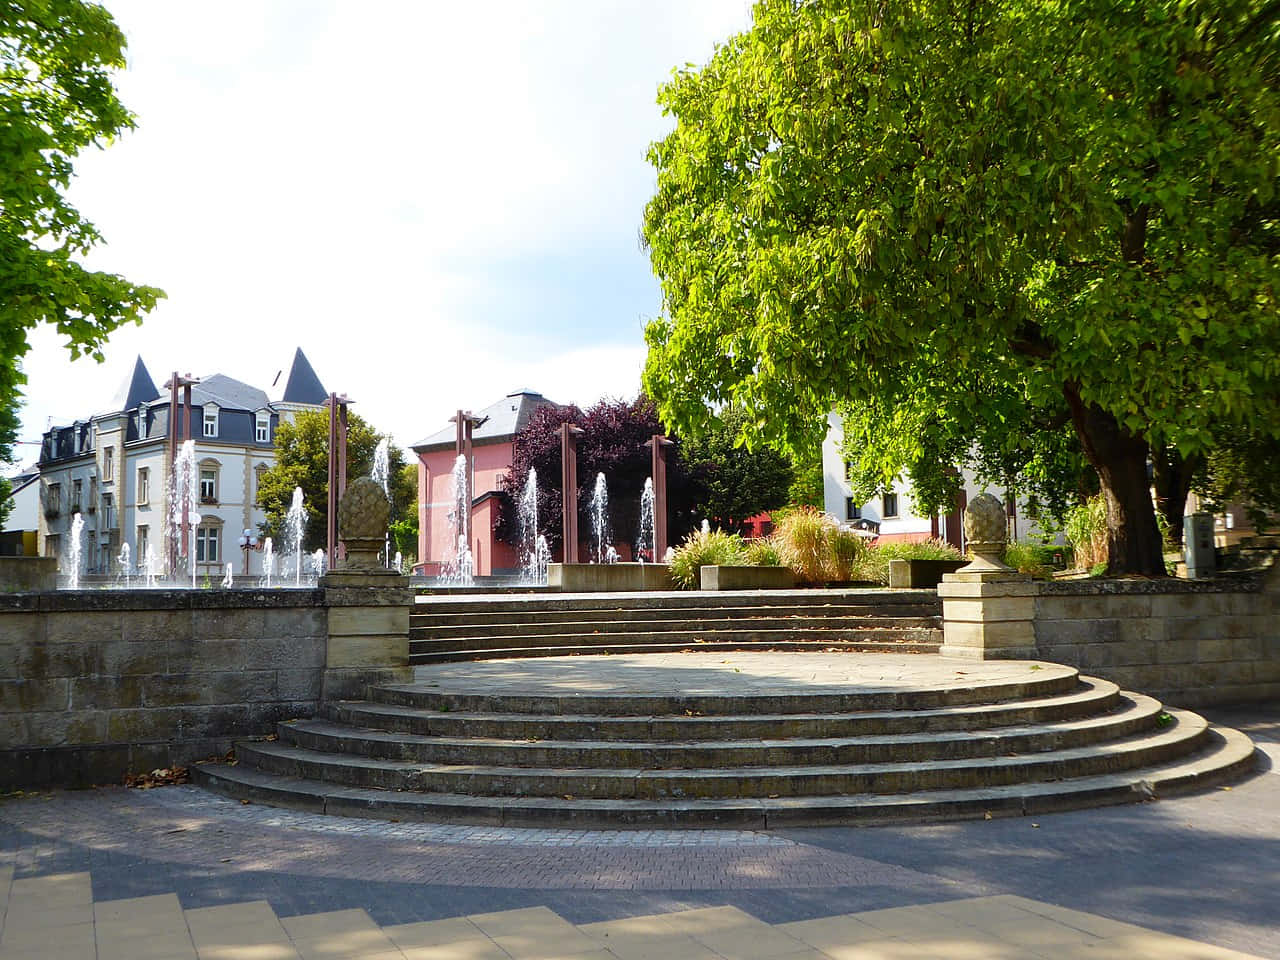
[745,539,782,566]
[1002,541,1063,579]
[852,538,963,585]
[668,527,747,588]
[828,528,870,582]
[772,508,835,584]
[1065,495,1108,570]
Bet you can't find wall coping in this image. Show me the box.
[0,588,325,613]
[1035,575,1262,598]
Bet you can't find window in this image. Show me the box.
[255,413,270,443]
[138,467,150,505]
[103,447,114,481]
[137,525,149,564]
[199,468,217,503]
[845,497,861,521]
[45,534,60,559]
[196,525,220,563]
[72,479,83,513]
[45,482,61,516]
[138,403,149,438]
[882,492,899,518]
[203,406,218,437]
[844,460,853,481]
[255,463,268,498]
[101,493,114,530]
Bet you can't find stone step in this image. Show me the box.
[409,615,941,638]
[233,708,1207,799]
[409,639,942,664]
[325,676,1123,741]
[282,693,1163,768]
[378,665,1073,716]
[412,589,940,615]
[191,723,1258,828]
[410,626,943,650]
[410,606,942,628]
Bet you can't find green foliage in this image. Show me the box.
[387,463,419,564]
[1002,542,1065,580]
[772,508,836,585]
[682,407,794,529]
[786,445,824,508]
[1064,496,1109,571]
[256,410,410,553]
[642,0,1280,576]
[1194,428,1280,532]
[668,527,746,588]
[851,539,964,586]
[1,2,164,447]
[744,538,781,566]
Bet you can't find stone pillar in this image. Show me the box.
[937,493,1039,660]
[319,476,412,700]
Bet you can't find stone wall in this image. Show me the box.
[1031,566,1280,707]
[0,589,327,787]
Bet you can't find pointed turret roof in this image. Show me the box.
[105,356,162,413]
[280,348,328,405]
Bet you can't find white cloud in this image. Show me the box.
[12,0,753,463]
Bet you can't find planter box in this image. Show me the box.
[0,556,58,592]
[548,563,674,592]
[700,565,796,591]
[887,558,969,589]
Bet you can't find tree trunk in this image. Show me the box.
[1151,447,1201,548]
[1063,385,1167,576]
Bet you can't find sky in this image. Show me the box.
[12,0,753,465]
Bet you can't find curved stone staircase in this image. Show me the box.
[193,651,1258,828]
[408,590,944,663]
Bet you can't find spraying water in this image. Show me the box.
[170,439,199,585]
[701,518,710,535]
[67,512,84,589]
[221,563,234,588]
[518,468,546,583]
[261,537,274,588]
[371,438,391,566]
[393,551,403,574]
[142,545,157,588]
[284,486,306,586]
[637,477,655,564]
[443,454,473,584]
[310,549,327,579]
[589,472,610,564]
[117,542,132,588]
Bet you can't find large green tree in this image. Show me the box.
[642,0,1280,575]
[257,409,412,554]
[681,407,794,531]
[1,1,163,464]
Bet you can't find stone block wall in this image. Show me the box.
[1032,567,1280,707]
[0,589,326,786]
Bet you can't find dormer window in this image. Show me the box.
[255,411,270,443]
[203,404,219,438]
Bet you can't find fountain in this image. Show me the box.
[117,542,132,588]
[637,477,655,564]
[142,545,157,588]
[443,454,473,584]
[66,512,84,589]
[371,438,392,567]
[284,486,306,586]
[393,551,403,574]
[261,537,274,588]
[589,472,610,564]
[517,468,547,584]
[309,549,327,578]
[221,563,233,588]
[169,439,200,587]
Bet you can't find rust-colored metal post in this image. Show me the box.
[326,393,352,565]
[648,435,672,561]
[560,423,582,564]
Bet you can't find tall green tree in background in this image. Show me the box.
[681,407,794,530]
[257,410,413,553]
[643,0,1280,575]
[1,1,164,489]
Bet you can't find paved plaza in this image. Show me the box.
[0,704,1275,959]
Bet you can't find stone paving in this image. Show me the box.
[0,702,1275,958]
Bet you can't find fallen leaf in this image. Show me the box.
[984,811,993,820]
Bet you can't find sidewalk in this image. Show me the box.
[0,705,1274,959]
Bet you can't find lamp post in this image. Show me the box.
[238,528,259,576]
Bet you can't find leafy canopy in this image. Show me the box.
[1,1,164,444]
[642,0,1280,572]
[256,409,412,553]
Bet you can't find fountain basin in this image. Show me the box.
[0,557,57,592]
[548,562,673,592]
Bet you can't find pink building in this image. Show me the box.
[411,390,558,577]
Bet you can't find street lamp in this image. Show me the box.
[238,528,259,576]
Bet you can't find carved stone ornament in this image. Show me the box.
[337,476,391,571]
[962,492,1012,572]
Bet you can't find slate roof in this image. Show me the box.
[281,348,328,405]
[101,356,161,415]
[192,374,270,412]
[411,390,560,452]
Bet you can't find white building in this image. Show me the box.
[37,349,328,579]
[822,413,1051,547]
[1,467,41,557]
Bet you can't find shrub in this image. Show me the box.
[668,527,746,588]
[1064,495,1108,570]
[827,528,870,582]
[852,538,963,585]
[745,539,782,567]
[1003,542,1057,579]
[772,508,834,584]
